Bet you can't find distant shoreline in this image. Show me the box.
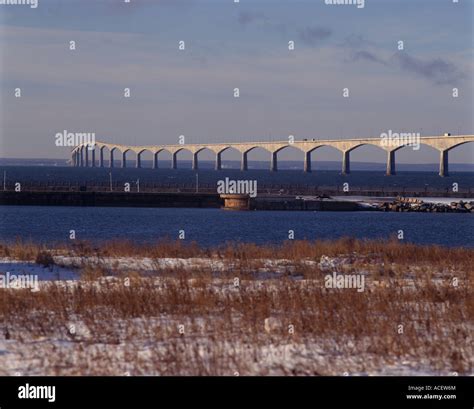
[1,160,473,172]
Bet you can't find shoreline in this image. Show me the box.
[1,190,473,212]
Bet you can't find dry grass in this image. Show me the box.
[1,237,472,268]
[0,239,472,376]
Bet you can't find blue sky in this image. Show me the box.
[0,0,473,164]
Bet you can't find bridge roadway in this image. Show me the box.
[71,135,474,177]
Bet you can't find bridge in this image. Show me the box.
[71,134,474,177]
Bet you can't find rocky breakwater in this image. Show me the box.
[377,197,474,213]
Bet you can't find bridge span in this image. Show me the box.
[71,135,474,177]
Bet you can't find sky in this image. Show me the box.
[0,0,473,165]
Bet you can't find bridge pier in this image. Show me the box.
[136,152,141,168]
[241,152,248,171]
[270,151,278,172]
[153,152,159,169]
[439,150,449,177]
[122,152,127,168]
[85,148,89,167]
[171,152,178,169]
[192,152,199,171]
[342,150,350,175]
[99,148,104,168]
[304,151,312,173]
[109,150,114,168]
[91,148,96,167]
[215,152,222,170]
[386,150,396,176]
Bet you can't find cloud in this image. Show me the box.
[348,47,465,86]
[102,0,194,15]
[392,53,465,86]
[340,34,373,49]
[298,27,332,47]
[237,11,266,26]
[351,50,387,65]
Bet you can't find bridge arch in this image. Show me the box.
[445,140,474,152]
[119,148,132,168]
[166,147,193,170]
[272,145,303,171]
[192,147,215,170]
[98,145,110,168]
[347,143,389,174]
[304,145,343,173]
[217,146,243,170]
[395,143,441,175]
[135,148,154,169]
[241,146,273,171]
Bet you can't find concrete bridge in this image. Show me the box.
[71,134,474,177]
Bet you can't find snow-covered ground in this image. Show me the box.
[0,254,471,376]
[0,255,323,282]
[0,258,78,281]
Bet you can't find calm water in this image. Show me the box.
[1,166,474,190]
[1,206,472,247]
[1,166,472,247]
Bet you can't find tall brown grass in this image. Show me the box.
[0,239,472,376]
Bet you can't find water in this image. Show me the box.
[1,166,474,191]
[1,166,472,247]
[1,206,472,247]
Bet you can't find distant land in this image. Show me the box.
[0,158,473,172]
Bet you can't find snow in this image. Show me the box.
[0,255,471,376]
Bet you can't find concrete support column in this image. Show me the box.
[99,149,104,168]
[122,151,127,168]
[91,148,96,167]
[386,150,396,176]
[304,151,312,173]
[85,148,89,167]
[109,150,114,168]
[171,152,178,169]
[342,150,350,175]
[270,151,278,172]
[153,152,159,169]
[80,149,84,167]
[241,151,248,171]
[215,152,222,170]
[192,152,199,171]
[439,150,449,177]
[136,152,141,168]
